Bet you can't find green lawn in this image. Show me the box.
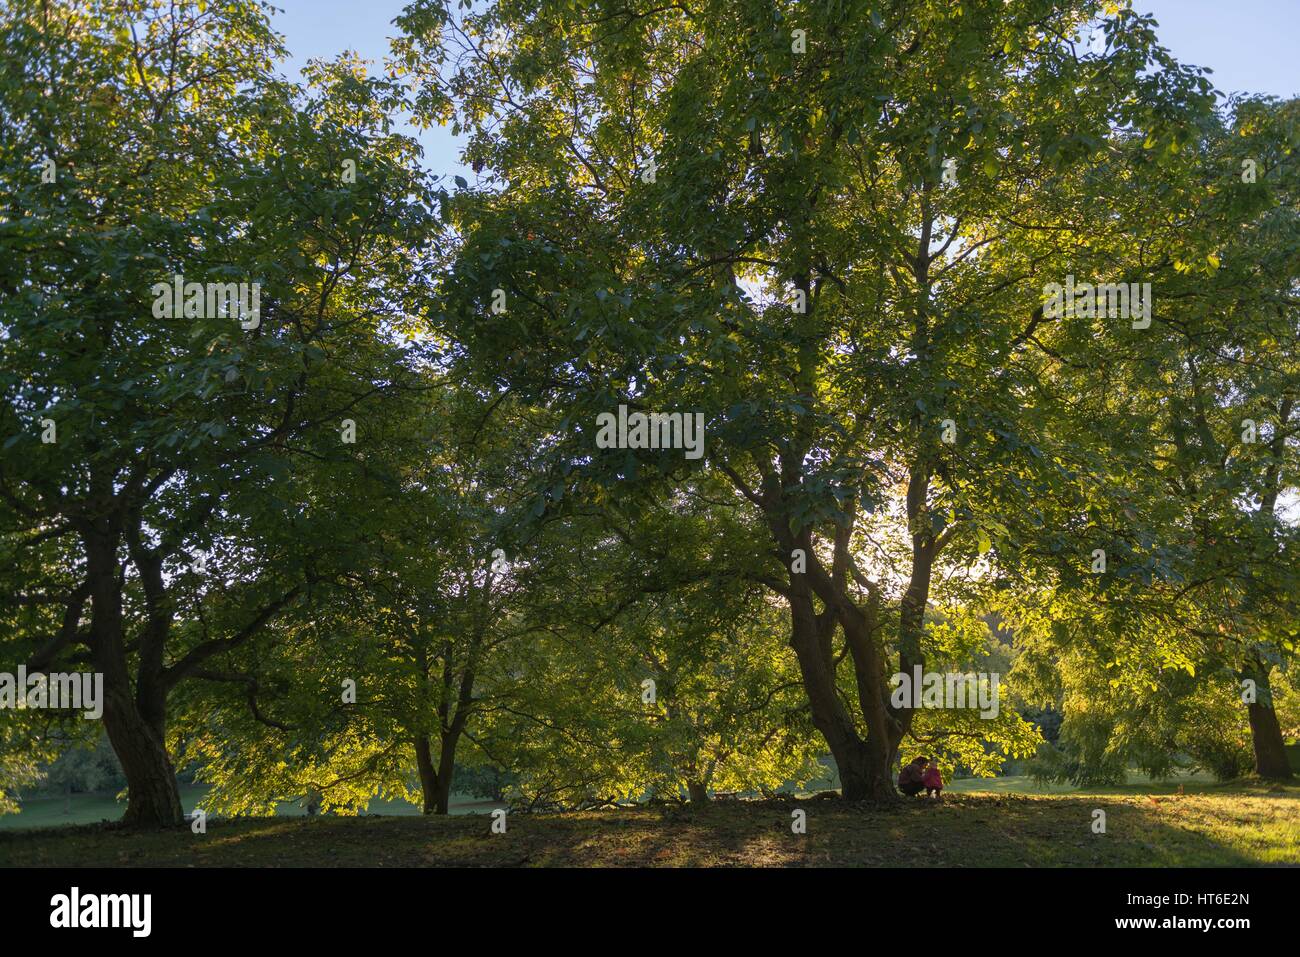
[0,785,499,831]
[2,778,1296,867]
[945,769,1222,796]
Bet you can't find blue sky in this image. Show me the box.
[267,0,1300,179]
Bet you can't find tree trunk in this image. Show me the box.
[414,736,442,814]
[786,590,895,800]
[84,527,183,828]
[414,732,460,814]
[101,687,184,827]
[435,730,458,812]
[836,593,902,798]
[760,493,904,802]
[1245,669,1292,780]
[835,736,896,800]
[687,780,709,804]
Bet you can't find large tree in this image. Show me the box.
[0,0,438,825]
[175,388,577,816]
[399,0,1217,797]
[1006,94,1299,781]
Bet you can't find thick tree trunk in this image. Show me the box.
[84,527,183,828]
[759,479,914,802]
[687,780,709,804]
[101,684,184,827]
[836,593,902,798]
[414,732,460,814]
[786,590,895,800]
[836,738,896,800]
[1247,702,1291,779]
[1245,669,1292,780]
[414,736,442,813]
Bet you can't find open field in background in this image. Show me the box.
[0,770,1227,831]
[945,770,1223,795]
[0,785,500,831]
[2,776,1295,867]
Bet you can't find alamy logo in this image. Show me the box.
[50,887,151,937]
[0,667,102,719]
[595,404,705,460]
[1042,274,1151,329]
[151,274,261,329]
[890,667,1001,718]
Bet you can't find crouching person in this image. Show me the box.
[897,756,928,797]
[923,759,943,800]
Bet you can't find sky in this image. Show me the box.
[266,0,1300,180]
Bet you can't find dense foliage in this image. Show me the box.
[1,0,1295,826]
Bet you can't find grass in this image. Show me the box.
[2,777,1296,867]
[0,785,499,831]
[945,769,1222,796]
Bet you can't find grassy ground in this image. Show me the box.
[2,777,1296,867]
[945,769,1222,795]
[0,770,1238,831]
[0,785,496,831]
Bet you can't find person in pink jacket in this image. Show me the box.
[922,759,943,800]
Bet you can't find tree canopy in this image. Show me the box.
[1,0,1295,826]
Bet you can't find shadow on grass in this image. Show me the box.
[2,790,1293,867]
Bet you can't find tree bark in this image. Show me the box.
[83,525,184,828]
[1247,403,1293,781]
[785,586,895,800]
[758,499,904,801]
[686,780,709,804]
[414,732,460,814]
[414,735,442,814]
[100,680,184,827]
[1244,667,1292,780]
